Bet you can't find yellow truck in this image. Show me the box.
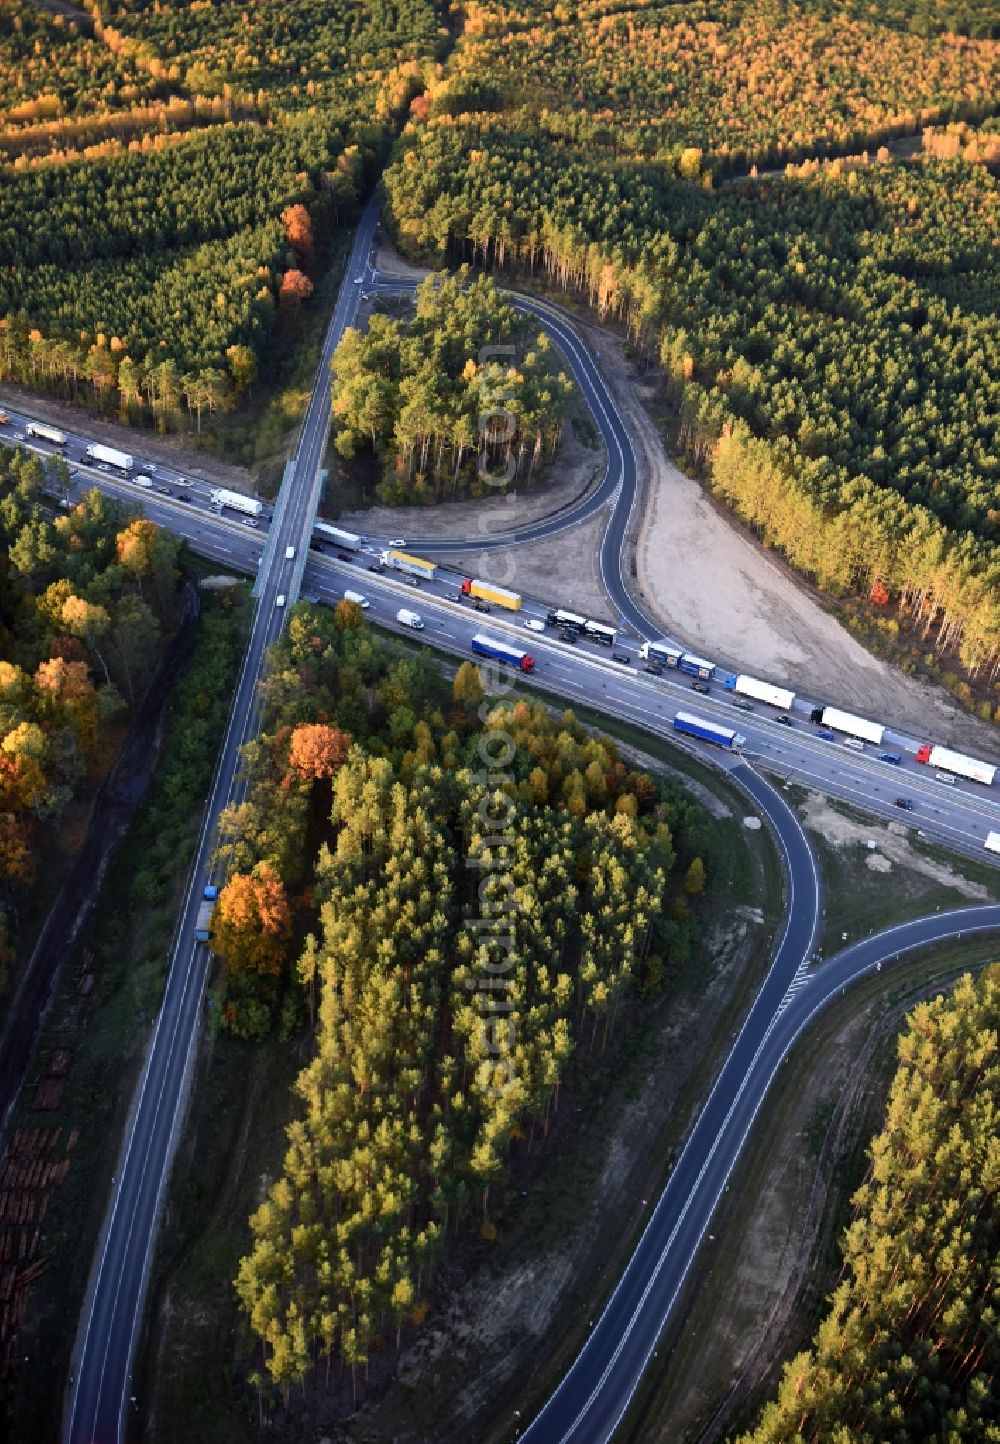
[461,577,522,611]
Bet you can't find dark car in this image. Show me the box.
[177,495,192,503]
[879,752,902,765]
[367,562,383,573]
[405,575,420,587]
[817,727,835,740]
[473,600,491,613]
[644,662,664,676]
[895,797,914,811]
[612,652,630,665]
[337,551,353,562]
[690,680,710,695]
[734,700,754,712]
[775,714,793,726]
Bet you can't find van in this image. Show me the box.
[285,545,295,560]
[275,594,286,608]
[842,737,864,751]
[396,608,423,629]
[344,589,370,609]
[134,474,153,488]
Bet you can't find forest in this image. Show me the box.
[0,444,181,991]
[384,3,1000,687]
[205,599,707,1395]
[331,270,574,503]
[734,968,1000,1443]
[0,0,443,427]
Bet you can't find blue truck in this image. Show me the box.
[676,652,716,680]
[673,710,746,753]
[471,633,536,673]
[194,884,218,941]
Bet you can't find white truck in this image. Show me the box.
[812,705,885,746]
[86,442,133,471]
[26,421,67,446]
[723,673,796,710]
[985,832,1000,856]
[396,608,424,629]
[210,487,263,518]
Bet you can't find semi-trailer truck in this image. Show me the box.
[461,578,522,611]
[85,442,133,471]
[810,705,885,746]
[547,608,587,631]
[673,710,745,752]
[677,652,716,680]
[210,487,263,518]
[26,422,67,446]
[985,832,1000,855]
[314,522,362,551]
[471,633,536,673]
[382,549,438,580]
[640,640,684,669]
[584,620,617,647]
[915,743,996,787]
[722,673,795,710]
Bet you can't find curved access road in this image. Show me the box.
[370,276,661,638]
[518,896,1000,1444]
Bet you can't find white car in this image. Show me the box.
[242,518,257,528]
[353,277,363,285]
[285,545,296,559]
[524,618,546,632]
[175,477,192,487]
[388,538,406,549]
[275,594,286,608]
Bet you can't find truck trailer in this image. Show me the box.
[26,421,67,446]
[85,442,133,471]
[547,608,587,631]
[673,710,745,752]
[471,633,535,673]
[915,743,996,787]
[985,832,1000,856]
[461,578,522,611]
[314,521,362,551]
[640,640,684,668]
[723,673,796,710]
[210,487,263,518]
[813,705,885,747]
[382,549,438,580]
[677,652,716,680]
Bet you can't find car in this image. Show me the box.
[817,727,835,740]
[337,551,353,562]
[775,714,793,726]
[643,662,663,676]
[734,700,754,712]
[367,562,383,573]
[879,752,902,765]
[177,495,192,503]
[275,594,286,608]
[242,518,258,529]
[157,486,172,495]
[388,538,406,548]
[612,652,630,665]
[895,797,914,810]
[146,463,158,473]
[843,737,865,752]
[524,618,546,632]
[690,680,710,695]
[405,575,420,587]
[934,771,956,785]
[175,477,192,487]
[285,545,296,560]
[473,601,491,613]
[353,276,363,284]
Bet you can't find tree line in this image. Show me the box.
[200,599,708,1404]
[331,270,575,504]
[384,35,1000,687]
[0,445,182,993]
[735,968,1000,1443]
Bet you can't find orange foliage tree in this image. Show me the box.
[279,269,314,306]
[281,203,314,265]
[211,863,291,977]
[287,723,350,781]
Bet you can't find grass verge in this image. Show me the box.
[0,580,250,1444]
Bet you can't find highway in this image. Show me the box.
[0,211,994,1444]
[61,198,380,1444]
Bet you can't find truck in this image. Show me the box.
[313,521,362,551]
[396,608,424,629]
[461,578,522,611]
[26,421,67,446]
[583,620,617,647]
[677,652,716,680]
[673,710,745,753]
[915,743,996,787]
[722,673,795,710]
[985,832,1000,856]
[381,549,437,581]
[194,884,217,941]
[471,633,535,673]
[210,487,263,518]
[85,442,133,471]
[547,608,587,631]
[811,705,885,747]
[640,640,684,669]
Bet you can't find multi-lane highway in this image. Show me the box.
[0,205,996,1444]
[61,199,380,1444]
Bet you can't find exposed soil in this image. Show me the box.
[0,382,258,495]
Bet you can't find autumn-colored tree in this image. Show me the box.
[869,578,890,606]
[452,660,484,710]
[281,204,314,266]
[287,724,350,781]
[684,857,706,895]
[279,269,314,306]
[212,863,292,978]
[116,518,160,593]
[333,597,365,632]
